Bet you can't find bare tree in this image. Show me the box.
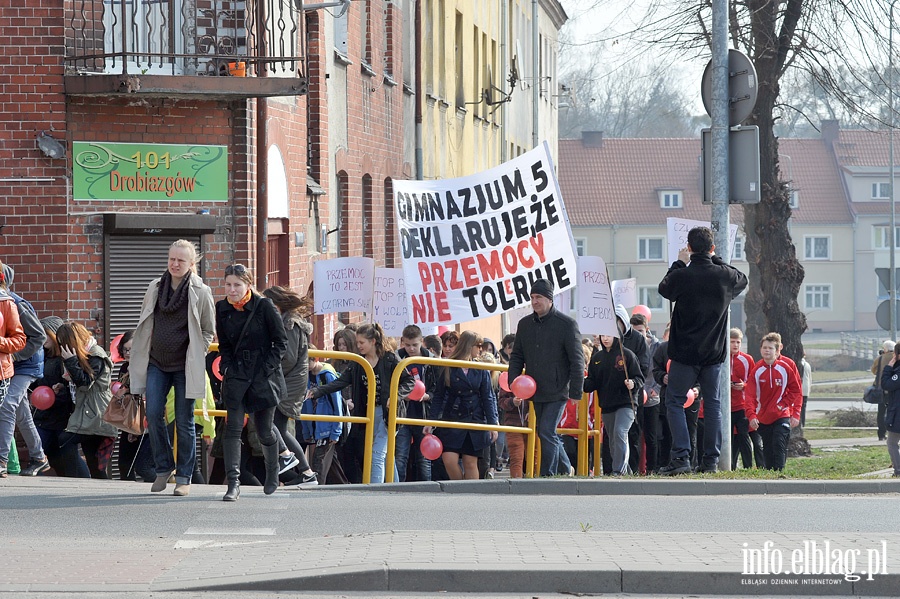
[558,61,703,138]
[562,0,894,362]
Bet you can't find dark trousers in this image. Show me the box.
[534,400,568,476]
[641,403,660,473]
[117,431,155,481]
[273,410,311,471]
[878,399,888,440]
[339,428,367,484]
[395,424,431,482]
[759,418,791,471]
[666,361,722,466]
[58,432,109,478]
[658,401,699,470]
[627,400,643,473]
[731,410,754,469]
[311,441,349,484]
[749,430,766,468]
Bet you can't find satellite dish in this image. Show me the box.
[701,49,758,127]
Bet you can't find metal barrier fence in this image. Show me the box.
[195,347,601,483]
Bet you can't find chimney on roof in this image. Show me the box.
[821,120,839,145]
[582,130,604,148]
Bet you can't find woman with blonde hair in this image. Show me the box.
[425,331,499,480]
[56,322,118,478]
[130,239,215,497]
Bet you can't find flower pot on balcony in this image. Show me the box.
[228,61,246,77]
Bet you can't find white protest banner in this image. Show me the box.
[394,142,578,326]
[313,257,375,316]
[373,267,409,337]
[576,256,618,337]
[666,217,739,264]
[611,278,637,309]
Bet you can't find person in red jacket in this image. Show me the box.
[746,332,802,471]
[729,328,756,469]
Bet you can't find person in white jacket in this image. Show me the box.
[129,240,215,497]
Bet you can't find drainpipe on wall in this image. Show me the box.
[531,0,539,150]
[415,0,423,180]
[256,1,269,287]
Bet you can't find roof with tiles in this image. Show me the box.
[559,133,852,227]
[829,127,899,217]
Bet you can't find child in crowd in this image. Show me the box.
[396,325,435,482]
[746,332,802,471]
[729,328,756,469]
[302,346,348,484]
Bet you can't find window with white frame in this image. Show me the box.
[788,189,799,208]
[575,238,586,256]
[804,284,831,310]
[872,182,892,200]
[803,235,831,260]
[732,234,745,261]
[658,190,683,209]
[873,225,900,250]
[639,286,664,310]
[638,237,664,261]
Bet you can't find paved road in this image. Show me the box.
[1,476,899,597]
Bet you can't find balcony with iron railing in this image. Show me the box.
[64,0,308,99]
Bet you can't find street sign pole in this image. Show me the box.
[710,0,732,470]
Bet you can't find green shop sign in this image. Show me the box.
[73,142,228,201]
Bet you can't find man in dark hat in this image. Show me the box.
[508,278,584,477]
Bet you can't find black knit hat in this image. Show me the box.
[530,278,554,301]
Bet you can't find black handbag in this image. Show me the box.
[864,359,887,404]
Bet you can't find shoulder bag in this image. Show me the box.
[864,358,887,404]
[102,391,145,436]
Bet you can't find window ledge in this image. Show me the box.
[383,74,397,87]
[361,62,376,77]
[334,51,352,66]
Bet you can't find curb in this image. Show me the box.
[303,478,900,495]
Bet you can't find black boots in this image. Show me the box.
[223,437,242,502]
[262,442,280,495]
[223,480,240,502]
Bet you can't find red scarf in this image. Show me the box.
[228,289,252,311]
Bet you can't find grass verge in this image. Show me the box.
[693,445,891,479]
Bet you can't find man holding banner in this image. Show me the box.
[657,227,747,475]
[508,279,584,477]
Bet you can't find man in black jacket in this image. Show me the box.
[657,227,747,475]
[508,279,584,477]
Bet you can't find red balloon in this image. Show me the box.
[511,374,537,399]
[642,389,648,405]
[666,359,671,372]
[684,388,696,409]
[499,371,510,392]
[212,355,223,380]
[0,310,4,332]
[111,381,123,395]
[632,304,652,322]
[408,380,426,401]
[109,333,125,363]
[30,386,55,410]
[420,433,443,460]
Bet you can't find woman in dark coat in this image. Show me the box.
[216,264,288,501]
[879,344,900,477]
[425,331,499,480]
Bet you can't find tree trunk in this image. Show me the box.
[741,0,808,362]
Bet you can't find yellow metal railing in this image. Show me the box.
[197,345,601,482]
[194,347,378,485]
[385,356,537,482]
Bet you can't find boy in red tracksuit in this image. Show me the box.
[746,332,803,471]
[729,328,756,469]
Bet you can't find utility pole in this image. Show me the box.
[890,0,897,341]
[710,0,732,469]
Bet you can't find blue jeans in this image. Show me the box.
[371,405,399,483]
[144,364,195,484]
[533,400,568,477]
[395,424,431,482]
[665,360,722,465]
[602,406,635,475]
[0,374,44,464]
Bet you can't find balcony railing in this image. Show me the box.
[65,0,306,84]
